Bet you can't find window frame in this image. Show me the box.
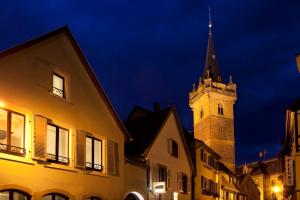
[218,104,224,115]
[53,73,66,98]
[42,193,69,200]
[0,107,26,156]
[46,123,69,164]
[158,164,168,182]
[0,189,31,200]
[168,139,178,158]
[181,173,188,194]
[85,136,103,171]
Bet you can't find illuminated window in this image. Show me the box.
[86,136,102,171]
[0,108,25,155]
[53,73,65,98]
[168,139,178,158]
[42,193,69,200]
[46,124,69,164]
[0,189,30,200]
[218,104,223,115]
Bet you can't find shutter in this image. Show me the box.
[187,176,191,194]
[177,172,183,192]
[34,115,47,160]
[167,169,171,189]
[168,139,172,154]
[76,130,86,168]
[114,141,119,176]
[108,140,119,176]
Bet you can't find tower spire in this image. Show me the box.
[201,7,222,82]
[208,7,212,35]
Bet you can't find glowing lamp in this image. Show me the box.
[272,185,281,193]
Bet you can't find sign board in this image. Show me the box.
[285,156,294,186]
[153,182,166,193]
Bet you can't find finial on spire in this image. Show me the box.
[208,7,212,35]
[192,83,196,91]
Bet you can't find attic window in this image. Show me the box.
[53,73,65,98]
[168,139,178,158]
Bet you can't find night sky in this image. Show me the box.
[1,1,300,165]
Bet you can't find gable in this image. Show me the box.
[147,111,193,171]
[0,26,128,140]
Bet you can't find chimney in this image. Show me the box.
[153,102,160,112]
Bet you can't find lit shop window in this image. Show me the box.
[0,108,25,155]
[53,73,65,98]
[46,124,69,164]
[86,136,102,171]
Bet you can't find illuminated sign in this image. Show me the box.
[153,182,166,193]
[285,156,294,186]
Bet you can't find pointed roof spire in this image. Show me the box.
[202,7,222,82]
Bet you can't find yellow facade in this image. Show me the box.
[0,27,126,200]
[147,112,192,200]
[189,78,237,170]
[194,141,220,200]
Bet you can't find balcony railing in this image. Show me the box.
[86,162,103,171]
[0,143,26,156]
[53,87,65,98]
[46,153,69,164]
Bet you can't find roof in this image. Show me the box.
[124,106,195,172]
[221,175,241,193]
[219,162,236,176]
[202,32,222,82]
[237,158,283,176]
[194,138,221,159]
[0,26,130,140]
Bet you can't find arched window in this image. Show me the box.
[42,193,69,200]
[200,108,204,118]
[86,197,102,200]
[218,104,224,115]
[0,189,31,200]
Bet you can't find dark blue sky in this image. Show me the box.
[1,1,300,165]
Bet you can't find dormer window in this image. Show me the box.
[53,73,65,98]
[218,104,223,115]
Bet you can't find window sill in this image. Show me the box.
[83,170,109,178]
[43,162,77,173]
[49,92,72,104]
[0,153,34,165]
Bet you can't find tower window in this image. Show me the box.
[218,104,224,115]
[200,108,204,118]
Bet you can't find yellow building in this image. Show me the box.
[283,101,300,198]
[238,159,283,200]
[188,8,237,171]
[0,27,128,200]
[124,105,194,200]
[194,139,221,200]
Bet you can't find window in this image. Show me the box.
[200,109,204,118]
[86,136,102,171]
[46,124,69,164]
[0,189,30,200]
[218,104,224,115]
[42,193,69,200]
[0,108,25,155]
[86,197,102,200]
[182,173,188,194]
[158,165,167,182]
[168,139,178,158]
[53,73,65,98]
